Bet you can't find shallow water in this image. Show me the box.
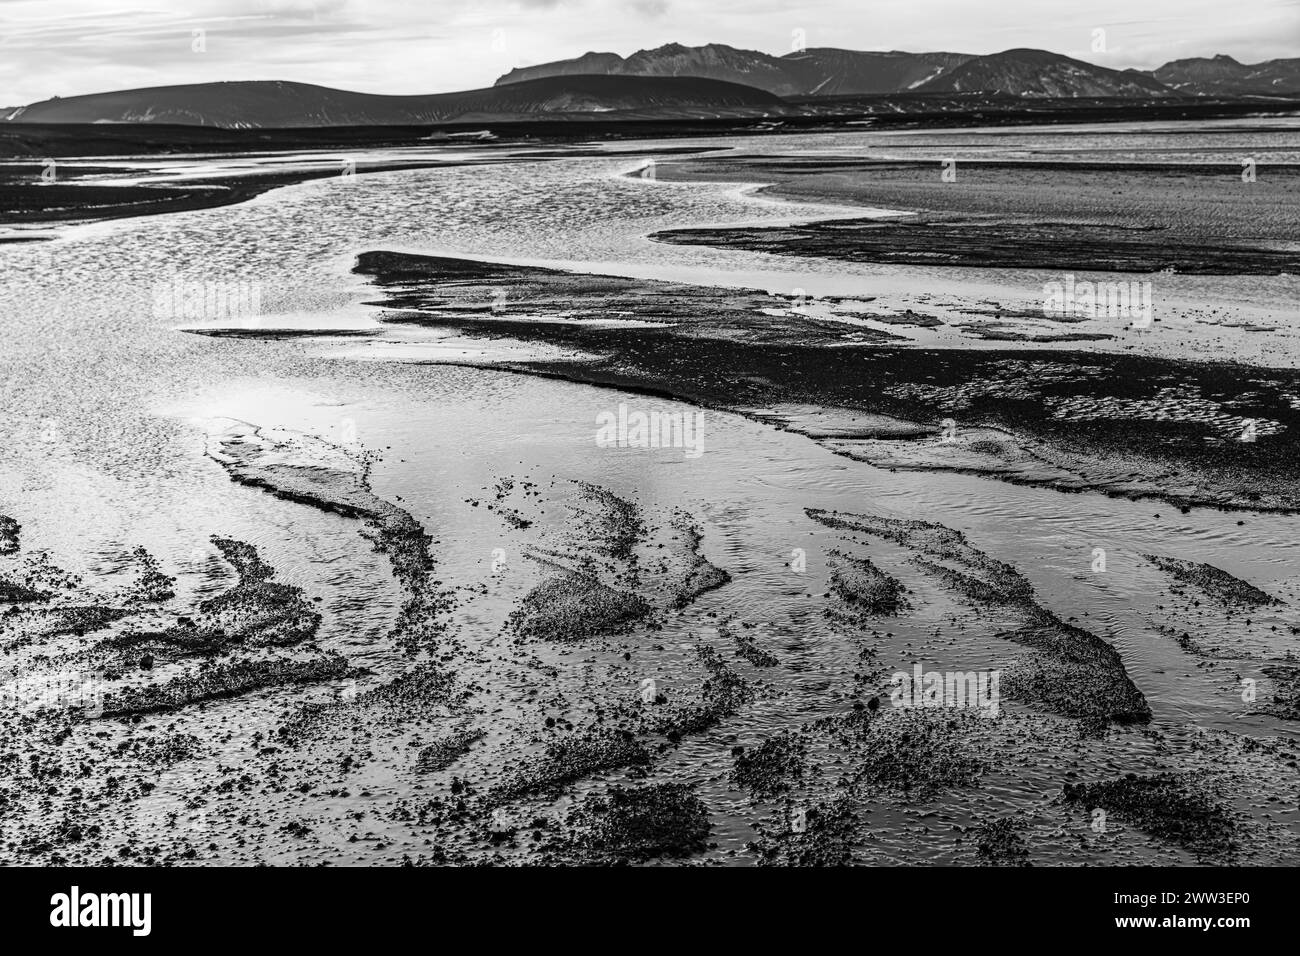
[1,121,1297,864]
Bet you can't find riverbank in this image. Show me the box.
[348,250,1300,513]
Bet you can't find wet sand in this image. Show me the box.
[350,250,1300,513]
[0,158,474,232]
[649,154,1300,274]
[2,126,1298,867]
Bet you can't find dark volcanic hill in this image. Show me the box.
[779,48,973,95]
[916,49,1173,97]
[498,43,799,94]
[497,43,973,96]
[1151,55,1300,95]
[4,75,783,127]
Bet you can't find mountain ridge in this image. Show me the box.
[4,75,784,128]
[9,44,1297,130]
[1152,54,1300,95]
[497,43,978,96]
[912,48,1172,97]
[497,42,1300,98]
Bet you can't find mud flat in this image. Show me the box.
[652,211,1300,276]
[351,251,1300,513]
[0,157,476,233]
[508,562,653,641]
[548,783,713,863]
[731,732,806,798]
[724,621,780,668]
[808,509,1152,725]
[3,454,1293,865]
[491,729,653,801]
[648,155,1300,275]
[98,653,349,718]
[749,797,859,867]
[0,516,19,554]
[665,519,731,609]
[826,549,910,617]
[1061,773,1238,861]
[1256,666,1300,721]
[486,478,731,641]
[1143,554,1282,608]
[206,422,451,653]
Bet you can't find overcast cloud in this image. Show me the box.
[1,0,1296,104]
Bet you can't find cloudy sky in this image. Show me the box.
[1,0,1297,104]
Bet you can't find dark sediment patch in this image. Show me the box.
[652,215,1300,276]
[508,565,652,642]
[808,508,1151,725]
[492,478,723,618]
[491,728,652,801]
[723,621,779,668]
[971,817,1032,865]
[730,732,806,799]
[851,710,986,797]
[2,604,132,651]
[184,328,379,340]
[666,519,731,609]
[207,424,451,654]
[642,645,753,741]
[7,552,82,594]
[194,537,319,645]
[0,156,471,230]
[1144,554,1281,608]
[964,325,1114,343]
[278,663,465,745]
[95,537,318,667]
[119,731,205,769]
[1256,665,1300,721]
[750,797,859,867]
[208,430,430,589]
[997,620,1154,731]
[555,783,712,863]
[0,579,51,603]
[120,547,176,604]
[98,653,349,718]
[0,516,19,554]
[827,548,910,616]
[415,724,485,773]
[648,154,1300,275]
[1061,773,1237,860]
[573,482,645,564]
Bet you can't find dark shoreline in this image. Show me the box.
[3,95,1295,160]
[0,141,723,233]
[645,151,1300,276]
[345,249,1300,514]
[3,98,1296,233]
[0,158,482,233]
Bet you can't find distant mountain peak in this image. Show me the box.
[1153,53,1300,95]
[495,43,977,97]
[915,47,1173,97]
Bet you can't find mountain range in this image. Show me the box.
[5,44,1298,128]
[1152,54,1300,95]
[497,44,974,96]
[498,43,1300,99]
[1,75,781,127]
